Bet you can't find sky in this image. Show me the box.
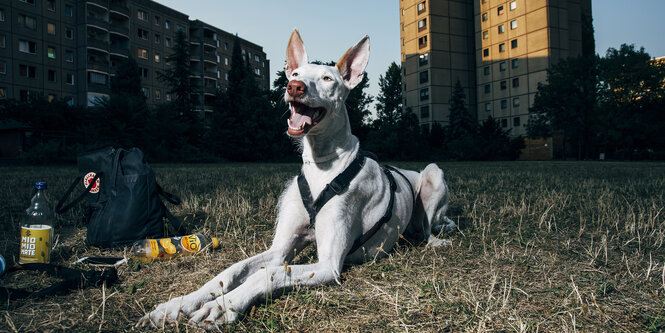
[155,0,665,105]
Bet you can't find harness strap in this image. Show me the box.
[297,151,366,229]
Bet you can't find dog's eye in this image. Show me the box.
[292,72,299,77]
[323,76,333,82]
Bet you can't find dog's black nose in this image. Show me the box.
[287,80,306,97]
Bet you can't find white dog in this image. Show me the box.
[138,29,454,329]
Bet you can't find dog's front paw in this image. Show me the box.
[188,296,239,329]
[136,294,203,328]
[427,235,452,248]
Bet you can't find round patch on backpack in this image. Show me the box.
[83,172,100,193]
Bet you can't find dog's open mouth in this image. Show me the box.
[287,101,327,136]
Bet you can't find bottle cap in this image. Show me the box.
[34,182,47,190]
[211,237,219,249]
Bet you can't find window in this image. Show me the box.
[420,88,429,101]
[510,1,517,10]
[47,94,56,102]
[485,103,491,112]
[484,84,490,94]
[20,0,36,5]
[254,55,260,62]
[154,34,160,44]
[419,71,428,83]
[66,50,74,62]
[512,59,519,68]
[501,118,508,127]
[418,19,427,30]
[482,30,488,39]
[137,10,147,21]
[417,1,426,14]
[225,57,229,66]
[137,48,148,59]
[513,97,520,107]
[0,35,6,48]
[66,28,73,39]
[498,24,505,34]
[165,38,172,47]
[47,22,56,35]
[19,40,37,54]
[501,99,507,109]
[0,8,4,21]
[155,89,161,99]
[139,67,148,78]
[255,68,261,76]
[0,87,6,99]
[511,39,518,49]
[484,66,490,75]
[165,94,171,101]
[47,46,56,59]
[0,61,5,73]
[176,24,185,32]
[499,43,506,52]
[500,81,507,90]
[88,71,107,85]
[513,117,521,127]
[154,15,160,26]
[419,53,429,66]
[499,62,506,71]
[138,28,148,40]
[483,48,489,57]
[154,53,160,63]
[18,14,37,29]
[482,12,488,22]
[418,35,427,48]
[19,64,36,78]
[224,42,229,50]
[141,87,150,97]
[165,20,170,29]
[66,73,74,85]
[48,69,56,82]
[65,5,73,17]
[511,20,518,30]
[497,5,504,15]
[47,0,55,11]
[420,106,429,119]
[512,78,520,88]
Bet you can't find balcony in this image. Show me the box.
[87,39,109,52]
[203,52,216,64]
[203,85,217,95]
[87,16,109,30]
[109,44,129,56]
[204,70,217,79]
[109,2,129,16]
[87,61,110,73]
[109,23,129,37]
[87,0,108,9]
[202,36,216,48]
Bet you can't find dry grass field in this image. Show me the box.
[0,161,664,332]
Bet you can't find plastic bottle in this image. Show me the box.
[130,233,220,262]
[19,182,54,264]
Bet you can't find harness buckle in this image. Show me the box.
[327,181,343,194]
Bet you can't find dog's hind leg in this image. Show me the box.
[417,163,455,247]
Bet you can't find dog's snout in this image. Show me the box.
[287,80,307,97]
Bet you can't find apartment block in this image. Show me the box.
[0,0,269,117]
[399,0,592,136]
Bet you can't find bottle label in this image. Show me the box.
[180,234,201,253]
[19,225,52,264]
[148,239,159,259]
[159,238,177,255]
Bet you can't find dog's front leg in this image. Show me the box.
[137,234,311,328]
[188,260,343,329]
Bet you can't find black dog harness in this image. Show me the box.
[297,150,415,254]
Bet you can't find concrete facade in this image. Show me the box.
[0,0,269,115]
[399,0,592,136]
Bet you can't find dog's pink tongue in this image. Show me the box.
[290,112,313,127]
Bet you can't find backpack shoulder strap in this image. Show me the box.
[55,172,102,215]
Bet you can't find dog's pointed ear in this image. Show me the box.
[285,29,308,77]
[336,35,370,89]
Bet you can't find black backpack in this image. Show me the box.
[56,147,184,248]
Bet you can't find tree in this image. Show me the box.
[375,62,403,128]
[160,30,196,113]
[447,80,477,140]
[527,55,599,159]
[597,44,665,158]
